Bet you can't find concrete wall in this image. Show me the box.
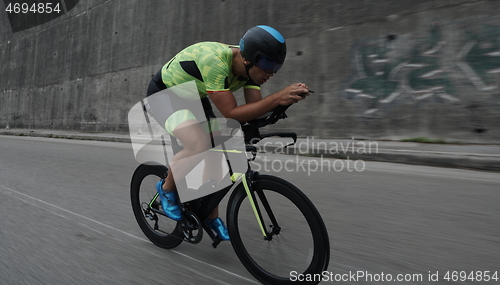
[1,0,499,143]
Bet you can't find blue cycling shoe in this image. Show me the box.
[205,217,230,241]
[155,180,183,221]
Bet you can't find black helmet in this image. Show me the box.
[239,25,286,73]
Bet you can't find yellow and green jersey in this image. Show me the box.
[160,42,260,99]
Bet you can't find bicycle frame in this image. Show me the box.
[146,141,281,247]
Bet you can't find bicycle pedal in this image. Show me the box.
[212,237,221,249]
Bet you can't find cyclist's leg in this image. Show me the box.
[202,152,230,240]
[199,103,224,221]
[200,118,230,240]
[203,140,223,186]
[165,123,225,221]
[205,149,222,221]
[204,130,223,220]
[147,106,211,221]
[162,118,212,192]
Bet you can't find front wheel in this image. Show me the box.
[130,164,183,249]
[227,175,330,285]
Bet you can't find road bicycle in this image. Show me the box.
[130,103,330,285]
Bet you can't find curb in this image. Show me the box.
[0,130,132,143]
[259,145,500,172]
[2,130,499,172]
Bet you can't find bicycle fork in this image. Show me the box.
[232,170,281,241]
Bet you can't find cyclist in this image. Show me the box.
[146,25,310,241]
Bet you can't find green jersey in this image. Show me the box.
[160,42,260,99]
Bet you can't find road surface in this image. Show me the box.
[1,135,499,284]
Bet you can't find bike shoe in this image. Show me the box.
[205,217,230,241]
[155,180,183,221]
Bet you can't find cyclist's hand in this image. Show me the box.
[277,83,311,105]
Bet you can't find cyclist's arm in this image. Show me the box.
[244,87,262,104]
[208,83,309,123]
[209,90,279,123]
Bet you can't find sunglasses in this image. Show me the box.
[255,56,282,74]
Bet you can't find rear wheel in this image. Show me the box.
[130,164,183,248]
[227,175,329,285]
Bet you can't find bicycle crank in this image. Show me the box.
[180,211,203,244]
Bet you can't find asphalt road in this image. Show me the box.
[1,135,499,285]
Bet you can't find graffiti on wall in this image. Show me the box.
[340,17,500,118]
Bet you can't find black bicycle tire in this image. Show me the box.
[130,164,183,249]
[226,175,330,285]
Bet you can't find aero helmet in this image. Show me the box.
[239,25,286,74]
